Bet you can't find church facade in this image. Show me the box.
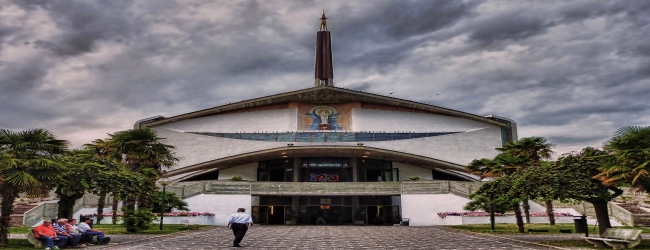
[138,14,517,226]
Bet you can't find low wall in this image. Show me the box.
[444,216,575,225]
[88,216,217,225]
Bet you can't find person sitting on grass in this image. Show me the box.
[77,218,110,244]
[34,219,60,250]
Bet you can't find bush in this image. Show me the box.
[229,175,244,181]
[122,208,156,233]
[408,176,420,181]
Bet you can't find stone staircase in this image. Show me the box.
[616,203,650,227]
[9,203,39,227]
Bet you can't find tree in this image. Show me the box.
[466,152,529,231]
[497,137,554,224]
[0,129,68,247]
[476,147,623,234]
[597,126,650,191]
[463,195,510,214]
[151,191,189,213]
[104,128,178,232]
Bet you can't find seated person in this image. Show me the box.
[62,219,85,247]
[69,219,92,245]
[34,219,60,250]
[49,219,70,248]
[77,218,110,244]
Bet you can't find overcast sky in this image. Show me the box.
[1,0,649,156]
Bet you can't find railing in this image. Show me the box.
[610,203,634,226]
[165,180,484,197]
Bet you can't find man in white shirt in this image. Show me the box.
[77,218,110,244]
[226,208,253,247]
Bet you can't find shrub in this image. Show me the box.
[408,176,420,181]
[229,175,244,181]
[122,208,156,233]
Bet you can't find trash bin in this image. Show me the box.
[401,218,410,226]
[573,216,587,233]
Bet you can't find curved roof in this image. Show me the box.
[141,86,508,128]
[160,145,473,179]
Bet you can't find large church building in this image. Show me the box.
[138,14,517,226]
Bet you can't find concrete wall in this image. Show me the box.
[393,162,432,181]
[157,109,298,132]
[219,162,258,181]
[401,194,472,226]
[183,194,252,226]
[367,127,503,166]
[351,109,495,132]
[443,216,576,225]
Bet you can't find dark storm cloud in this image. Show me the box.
[15,0,140,57]
[1,0,649,154]
[468,16,555,46]
[333,0,477,69]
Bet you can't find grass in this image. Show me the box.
[0,239,35,250]
[540,240,650,249]
[9,224,212,235]
[446,223,650,249]
[444,223,650,234]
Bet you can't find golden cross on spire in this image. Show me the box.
[319,11,328,31]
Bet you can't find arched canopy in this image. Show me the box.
[162,145,470,178]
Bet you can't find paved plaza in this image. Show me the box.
[95,226,565,250]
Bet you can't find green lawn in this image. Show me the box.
[1,239,37,250]
[9,224,212,235]
[540,240,650,249]
[446,224,650,249]
[444,223,650,234]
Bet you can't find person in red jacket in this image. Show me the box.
[34,220,58,250]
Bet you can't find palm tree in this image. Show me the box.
[498,137,554,224]
[0,129,68,247]
[108,129,178,172]
[597,126,650,190]
[105,128,178,232]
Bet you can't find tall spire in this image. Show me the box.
[315,12,333,87]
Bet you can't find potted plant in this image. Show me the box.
[229,175,244,181]
[408,176,420,181]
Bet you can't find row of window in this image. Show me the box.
[190,131,460,142]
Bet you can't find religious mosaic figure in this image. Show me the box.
[306,106,342,130]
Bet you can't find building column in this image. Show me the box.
[292,157,300,224]
[293,157,300,182]
[350,157,358,182]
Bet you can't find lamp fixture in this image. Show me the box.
[357,143,364,146]
[287,143,294,146]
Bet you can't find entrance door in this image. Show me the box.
[267,206,285,225]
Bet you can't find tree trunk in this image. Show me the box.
[522,200,531,224]
[512,202,525,233]
[124,198,138,233]
[545,200,555,225]
[96,192,107,225]
[111,196,119,225]
[591,200,612,235]
[55,188,84,220]
[0,186,17,247]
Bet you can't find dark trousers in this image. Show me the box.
[231,223,248,246]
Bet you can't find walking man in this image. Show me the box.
[227,208,252,247]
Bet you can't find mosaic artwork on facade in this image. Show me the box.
[295,103,358,130]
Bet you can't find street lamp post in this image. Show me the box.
[159,180,171,231]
